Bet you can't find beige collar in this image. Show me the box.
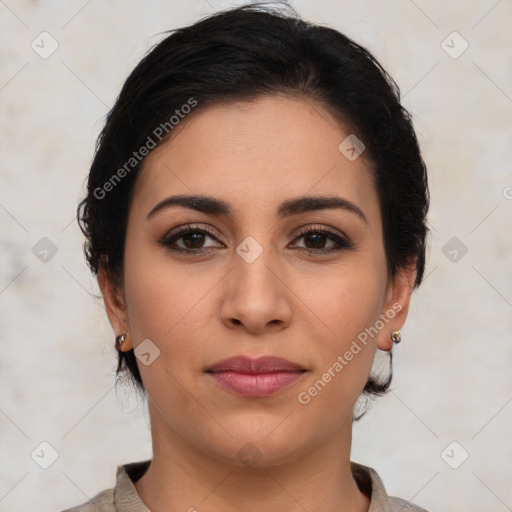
[113,459,405,512]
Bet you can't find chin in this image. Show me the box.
[208,421,316,469]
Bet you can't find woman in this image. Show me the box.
[64,3,430,511]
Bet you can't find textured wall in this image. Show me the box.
[1,1,511,511]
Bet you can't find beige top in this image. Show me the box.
[61,459,429,512]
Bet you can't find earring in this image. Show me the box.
[115,334,127,351]
[391,330,401,344]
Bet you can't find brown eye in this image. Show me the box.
[159,225,224,254]
[303,232,329,249]
[181,231,207,249]
[291,227,352,254]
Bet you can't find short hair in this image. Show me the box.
[77,2,429,410]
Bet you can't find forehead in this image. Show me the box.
[131,95,378,221]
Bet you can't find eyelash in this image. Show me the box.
[159,224,353,256]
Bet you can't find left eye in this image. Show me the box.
[290,228,352,253]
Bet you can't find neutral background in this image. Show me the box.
[1,1,511,511]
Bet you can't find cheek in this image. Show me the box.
[122,261,202,403]
[123,233,199,336]
[122,247,219,369]
[294,275,384,425]
[300,260,387,344]
[296,257,388,393]
[123,268,177,341]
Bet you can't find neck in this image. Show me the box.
[134,402,370,512]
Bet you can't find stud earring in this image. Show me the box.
[115,334,127,351]
[391,330,401,344]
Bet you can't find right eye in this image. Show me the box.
[159,224,225,254]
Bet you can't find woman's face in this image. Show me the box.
[101,94,414,467]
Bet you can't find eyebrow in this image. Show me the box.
[146,194,368,224]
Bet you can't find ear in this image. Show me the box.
[97,264,133,351]
[377,263,417,352]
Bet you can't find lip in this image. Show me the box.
[206,356,307,397]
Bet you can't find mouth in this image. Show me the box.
[205,355,308,397]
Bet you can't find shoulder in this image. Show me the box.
[59,459,151,512]
[60,488,115,512]
[351,461,430,512]
[388,496,429,511]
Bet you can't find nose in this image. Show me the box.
[220,243,293,335]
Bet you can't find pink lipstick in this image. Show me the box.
[206,355,307,397]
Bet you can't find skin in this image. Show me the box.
[99,94,416,512]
